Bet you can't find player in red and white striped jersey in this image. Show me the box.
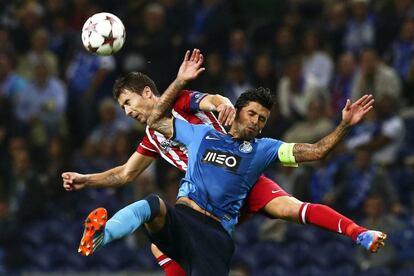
[137,89,226,172]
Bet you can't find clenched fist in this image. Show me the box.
[62,172,88,191]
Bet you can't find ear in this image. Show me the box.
[142,86,153,99]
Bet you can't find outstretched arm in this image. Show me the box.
[62,152,154,191]
[293,94,374,162]
[147,49,205,136]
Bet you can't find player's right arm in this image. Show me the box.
[62,152,155,191]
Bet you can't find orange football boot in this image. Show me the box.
[78,207,108,256]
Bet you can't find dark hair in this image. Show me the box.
[113,72,159,99]
[234,87,274,114]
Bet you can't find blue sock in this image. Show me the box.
[102,200,152,245]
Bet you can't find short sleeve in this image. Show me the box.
[172,118,210,146]
[259,138,284,164]
[136,135,159,158]
[259,138,298,167]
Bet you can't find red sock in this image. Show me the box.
[156,254,187,276]
[298,203,367,241]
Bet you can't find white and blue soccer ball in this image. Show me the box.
[81,12,126,56]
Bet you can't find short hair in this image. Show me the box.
[113,72,159,99]
[234,87,274,114]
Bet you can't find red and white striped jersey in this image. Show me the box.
[136,90,225,171]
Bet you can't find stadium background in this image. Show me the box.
[1,0,414,275]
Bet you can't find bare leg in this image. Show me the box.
[262,196,302,222]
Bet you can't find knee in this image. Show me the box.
[275,206,298,220]
[264,196,302,221]
[144,194,167,232]
[144,193,166,221]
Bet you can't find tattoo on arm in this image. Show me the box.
[148,79,186,127]
[293,121,349,162]
[104,173,123,186]
[149,118,173,138]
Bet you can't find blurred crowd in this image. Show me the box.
[1,0,414,274]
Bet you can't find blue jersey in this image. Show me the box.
[173,119,285,234]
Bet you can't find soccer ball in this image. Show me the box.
[81,12,126,56]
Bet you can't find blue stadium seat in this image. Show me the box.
[64,250,87,270]
[232,245,260,270]
[233,216,262,246]
[21,223,47,247]
[358,266,392,276]
[296,265,325,276]
[308,250,331,268]
[389,167,414,206]
[284,241,312,267]
[133,246,159,270]
[403,118,414,150]
[48,243,71,268]
[21,265,42,274]
[60,222,79,246]
[392,223,414,261]
[395,266,414,276]
[257,264,291,276]
[328,264,357,276]
[233,230,251,246]
[254,241,292,269]
[53,265,78,273]
[87,242,133,271]
[45,219,73,243]
[29,248,54,271]
[285,224,320,245]
[317,228,349,244]
[321,240,356,267]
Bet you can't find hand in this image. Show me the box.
[176,49,205,83]
[342,94,374,126]
[217,103,236,126]
[62,172,88,191]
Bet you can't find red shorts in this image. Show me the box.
[242,175,289,215]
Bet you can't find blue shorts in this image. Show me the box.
[147,204,234,276]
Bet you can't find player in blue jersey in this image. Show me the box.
[77,50,385,275]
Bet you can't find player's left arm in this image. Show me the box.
[291,94,374,163]
[147,49,205,133]
[199,94,235,126]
